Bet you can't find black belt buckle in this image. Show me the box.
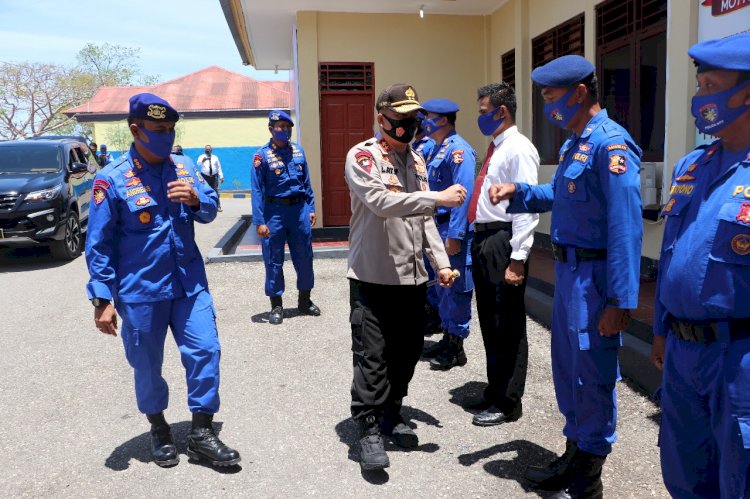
[552,244,566,262]
[671,321,713,343]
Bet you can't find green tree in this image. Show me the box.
[76,43,158,88]
[0,62,91,139]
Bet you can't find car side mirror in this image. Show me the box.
[69,162,88,174]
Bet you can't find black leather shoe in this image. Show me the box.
[526,439,578,490]
[187,413,241,467]
[472,405,522,426]
[422,332,449,358]
[150,424,179,467]
[359,415,389,470]
[429,334,467,370]
[298,290,321,316]
[269,305,283,325]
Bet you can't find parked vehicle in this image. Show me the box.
[0,139,97,260]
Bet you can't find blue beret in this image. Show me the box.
[531,55,595,87]
[128,93,179,122]
[268,110,294,126]
[689,33,750,72]
[421,98,460,114]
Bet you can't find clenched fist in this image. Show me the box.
[488,183,516,205]
[436,184,467,207]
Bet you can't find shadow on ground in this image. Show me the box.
[447,380,490,413]
[334,406,442,484]
[458,439,561,498]
[0,247,72,272]
[105,420,241,474]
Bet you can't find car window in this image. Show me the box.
[0,146,61,173]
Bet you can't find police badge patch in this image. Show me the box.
[138,211,152,224]
[731,234,750,256]
[451,150,464,164]
[354,151,373,174]
[92,189,105,205]
[253,154,263,168]
[608,154,627,174]
[135,196,151,207]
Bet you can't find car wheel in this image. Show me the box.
[50,211,82,260]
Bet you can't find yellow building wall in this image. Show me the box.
[92,116,272,152]
[297,11,489,226]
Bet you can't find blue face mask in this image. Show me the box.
[544,88,581,129]
[691,80,750,135]
[272,128,292,144]
[421,116,446,136]
[477,107,505,136]
[136,126,175,160]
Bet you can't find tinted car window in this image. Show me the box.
[0,146,61,173]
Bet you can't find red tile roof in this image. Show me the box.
[66,66,290,115]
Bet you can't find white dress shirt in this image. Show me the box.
[475,125,539,262]
[196,153,223,180]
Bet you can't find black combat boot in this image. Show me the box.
[526,439,578,490]
[146,413,179,467]
[430,334,467,370]
[422,331,450,358]
[550,449,606,499]
[187,413,242,467]
[381,401,418,449]
[269,296,283,325]
[298,290,321,316]
[358,414,389,471]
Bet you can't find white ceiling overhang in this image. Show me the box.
[223,0,509,70]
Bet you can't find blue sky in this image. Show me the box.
[0,0,289,83]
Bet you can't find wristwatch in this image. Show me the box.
[91,298,110,307]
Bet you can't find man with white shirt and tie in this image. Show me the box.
[197,144,224,211]
[468,82,539,427]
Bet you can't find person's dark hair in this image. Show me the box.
[477,82,517,121]
[90,142,97,149]
[127,117,145,126]
[738,71,750,84]
[581,74,599,102]
[444,112,457,125]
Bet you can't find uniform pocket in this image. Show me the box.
[562,161,588,202]
[350,307,365,356]
[709,202,750,266]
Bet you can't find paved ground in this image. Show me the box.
[0,198,668,498]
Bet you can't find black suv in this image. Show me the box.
[0,138,97,260]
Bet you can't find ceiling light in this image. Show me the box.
[419,4,424,18]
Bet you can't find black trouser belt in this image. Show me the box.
[474,221,512,232]
[552,243,607,263]
[265,196,301,205]
[435,213,451,225]
[670,318,750,343]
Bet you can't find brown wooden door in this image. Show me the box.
[319,62,374,227]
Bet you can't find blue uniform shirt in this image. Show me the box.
[508,109,643,309]
[426,130,476,240]
[654,141,750,335]
[86,146,218,303]
[412,136,435,160]
[250,140,316,225]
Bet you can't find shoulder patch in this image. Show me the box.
[253,154,263,168]
[92,188,106,205]
[354,151,373,174]
[451,149,464,164]
[608,153,627,174]
[606,144,628,152]
[93,178,110,191]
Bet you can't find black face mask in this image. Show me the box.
[381,115,418,144]
[205,150,211,155]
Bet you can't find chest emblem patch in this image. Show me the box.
[135,196,151,207]
[138,211,152,224]
[567,181,576,194]
[737,203,750,225]
[662,198,676,214]
[731,234,750,256]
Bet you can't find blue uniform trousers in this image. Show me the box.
[117,289,221,415]
[552,251,620,456]
[434,232,473,339]
[261,202,314,297]
[660,334,750,499]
